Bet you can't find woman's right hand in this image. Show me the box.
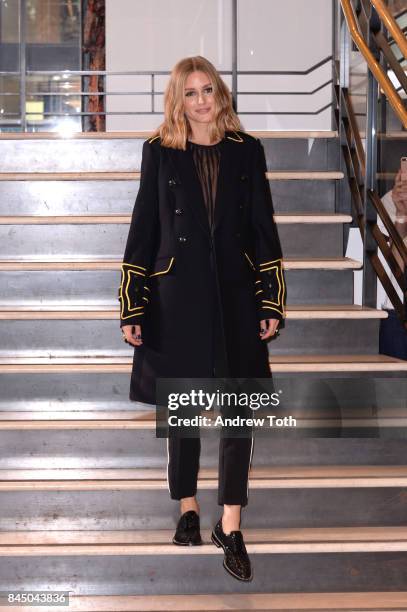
[122,324,143,346]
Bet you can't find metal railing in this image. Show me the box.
[0,58,334,131]
[336,0,407,326]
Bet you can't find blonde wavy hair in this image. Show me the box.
[149,56,243,150]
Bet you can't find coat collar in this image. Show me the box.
[167,130,245,235]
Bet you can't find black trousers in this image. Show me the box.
[167,429,254,507]
[167,266,256,506]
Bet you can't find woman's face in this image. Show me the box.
[183,70,216,126]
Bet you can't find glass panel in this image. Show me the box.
[26,0,81,44]
[26,0,81,70]
[0,75,20,129]
[25,73,82,131]
[0,0,20,72]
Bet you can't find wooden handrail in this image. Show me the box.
[340,0,407,129]
[370,0,407,61]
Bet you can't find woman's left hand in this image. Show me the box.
[259,318,280,340]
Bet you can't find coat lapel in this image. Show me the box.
[167,131,243,235]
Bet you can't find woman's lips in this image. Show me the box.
[196,108,210,113]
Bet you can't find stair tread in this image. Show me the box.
[0,526,406,556]
[0,170,344,181]
[0,130,340,140]
[0,410,154,422]
[0,303,387,319]
[0,256,362,270]
[1,465,407,493]
[0,592,404,611]
[2,525,406,544]
[0,212,353,224]
[0,353,406,372]
[2,465,406,479]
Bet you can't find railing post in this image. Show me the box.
[337,3,353,232]
[362,7,379,309]
[231,0,237,112]
[339,4,351,90]
[19,0,27,132]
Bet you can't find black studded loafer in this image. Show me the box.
[172,510,203,546]
[211,518,253,581]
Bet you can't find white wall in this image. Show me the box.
[106,0,333,131]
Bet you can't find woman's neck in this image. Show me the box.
[188,125,222,146]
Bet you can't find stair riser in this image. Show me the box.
[0,488,406,530]
[0,435,406,469]
[0,223,343,259]
[262,137,339,171]
[0,269,354,305]
[0,552,405,594]
[0,138,337,173]
[0,319,380,355]
[0,179,337,214]
[0,371,400,409]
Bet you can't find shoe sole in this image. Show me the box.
[211,531,253,582]
[172,537,203,546]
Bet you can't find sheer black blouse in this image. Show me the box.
[188,139,222,231]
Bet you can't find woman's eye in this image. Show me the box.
[205,87,213,93]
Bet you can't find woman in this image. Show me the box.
[118,56,286,582]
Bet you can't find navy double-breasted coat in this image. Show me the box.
[118,129,286,405]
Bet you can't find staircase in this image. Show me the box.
[0,130,407,610]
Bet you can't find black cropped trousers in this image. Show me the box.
[166,266,256,507]
[167,429,254,507]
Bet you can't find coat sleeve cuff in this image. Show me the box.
[258,308,283,322]
[118,262,149,326]
[254,258,286,319]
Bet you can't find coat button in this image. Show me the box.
[236,232,241,238]
[178,236,187,243]
[240,173,248,181]
[168,178,177,187]
[175,208,183,215]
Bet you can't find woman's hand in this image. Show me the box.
[259,318,280,340]
[121,324,143,346]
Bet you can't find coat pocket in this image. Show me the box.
[149,256,175,277]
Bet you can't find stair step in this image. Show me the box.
[0,353,405,373]
[0,178,341,214]
[0,592,403,611]
[0,130,340,140]
[0,593,404,611]
[0,526,406,555]
[1,465,407,490]
[0,304,386,320]
[269,353,407,371]
[0,408,405,428]
[0,212,352,224]
[0,269,355,305]
[0,218,346,259]
[0,257,362,271]
[0,411,153,423]
[1,403,404,428]
[0,171,344,181]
